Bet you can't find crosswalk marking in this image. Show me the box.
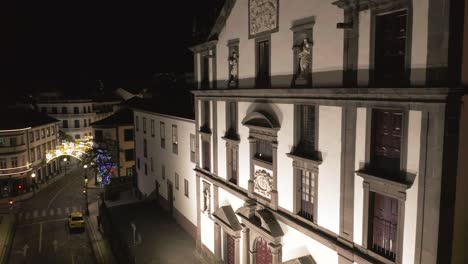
[57,208,62,215]
[19,205,83,223]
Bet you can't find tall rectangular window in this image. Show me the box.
[256,39,270,87]
[226,102,237,137]
[228,147,238,184]
[151,157,154,172]
[73,107,79,114]
[124,129,133,141]
[47,128,50,137]
[369,192,399,261]
[52,107,58,114]
[52,126,55,135]
[160,122,165,148]
[151,120,155,137]
[172,125,178,154]
[35,130,40,140]
[143,139,147,158]
[298,105,315,157]
[372,109,402,180]
[374,10,407,84]
[30,149,35,162]
[63,120,68,129]
[175,173,179,190]
[11,157,18,168]
[190,134,196,163]
[74,120,80,128]
[83,106,87,113]
[143,117,147,134]
[201,101,210,131]
[255,139,272,163]
[62,107,67,114]
[137,158,140,169]
[0,159,6,169]
[299,170,315,221]
[144,163,148,175]
[41,129,45,138]
[162,165,165,180]
[135,116,139,131]
[202,139,211,171]
[201,56,210,88]
[125,149,134,161]
[29,132,34,143]
[184,179,189,198]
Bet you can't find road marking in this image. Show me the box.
[50,209,55,216]
[42,210,46,217]
[47,180,73,209]
[38,223,42,253]
[65,207,70,214]
[57,208,62,215]
[18,217,68,227]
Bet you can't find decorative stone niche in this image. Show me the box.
[291,17,315,87]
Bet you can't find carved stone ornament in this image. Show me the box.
[254,168,273,199]
[249,0,279,36]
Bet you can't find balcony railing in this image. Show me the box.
[0,163,33,177]
[370,216,397,261]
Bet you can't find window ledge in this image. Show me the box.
[356,170,413,200]
[199,130,212,136]
[221,135,240,144]
[286,152,322,166]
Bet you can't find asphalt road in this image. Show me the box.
[8,161,99,264]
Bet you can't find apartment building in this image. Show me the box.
[0,108,60,197]
[188,0,467,264]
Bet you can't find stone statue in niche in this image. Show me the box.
[228,50,239,87]
[297,38,311,78]
[203,185,211,212]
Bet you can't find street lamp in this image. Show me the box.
[63,157,68,177]
[83,164,89,216]
[31,173,36,195]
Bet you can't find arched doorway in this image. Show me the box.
[255,237,272,264]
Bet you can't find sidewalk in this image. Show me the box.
[0,170,67,205]
[0,214,16,264]
[86,201,117,264]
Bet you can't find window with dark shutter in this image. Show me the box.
[227,102,237,136]
[372,109,402,180]
[202,140,211,171]
[203,101,210,130]
[229,147,238,184]
[256,40,270,88]
[369,192,398,261]
[298,105,315,156]
[299,170,315,221]
[202,56,210,88]
[374,10,407,85]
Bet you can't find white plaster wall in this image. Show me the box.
[280,220,339,264]
[218,188,245,214]
[353,108,367,246]
[276,104,294,211]
[134,110,197,226]
[411,0,429,84]
[402,110,421,264]
[201,212,215,253]
[217,101,227,180]
[316,106,342,235]
[358,10,371,86]
[216,0,343,84]
[237,102,251,191]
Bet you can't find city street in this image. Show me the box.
[8,160,98,264]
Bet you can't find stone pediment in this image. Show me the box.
[241,111,280,129]
[212,205,242,232]
[283,255,316,264]
[236,202,284,238]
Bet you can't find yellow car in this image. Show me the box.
[68,212,85,230]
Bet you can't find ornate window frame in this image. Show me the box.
[242,111,280,210]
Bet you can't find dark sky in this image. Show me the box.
[1,1,219,98]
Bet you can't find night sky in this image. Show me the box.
[1,1,221,100]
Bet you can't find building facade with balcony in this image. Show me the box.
[188,1,468,264]
[0,108,60,198]
[37,99,96,140]
[91,108,135,178]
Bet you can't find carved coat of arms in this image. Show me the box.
[249,0,278,36]
[254,168,273,199]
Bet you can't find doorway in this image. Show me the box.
[167,181,174,216]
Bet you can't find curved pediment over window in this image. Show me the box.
[241,111,280,129]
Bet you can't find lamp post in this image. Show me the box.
[31,173,36,195]
[83,164,89,216]
[63,157,68,177]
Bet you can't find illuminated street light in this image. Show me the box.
[83,164,88,169]
[31,172,36,195]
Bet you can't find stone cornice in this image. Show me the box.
[332,0,409,11]
[189,40,218,53]
[191,87,462,103]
